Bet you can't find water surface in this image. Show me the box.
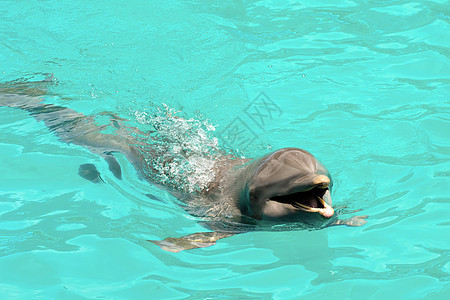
[0,0,449,299]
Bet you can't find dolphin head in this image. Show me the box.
[240,148,334,221]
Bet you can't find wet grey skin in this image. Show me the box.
[214,148,335,221]
[0,81,367,253]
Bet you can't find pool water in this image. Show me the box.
[0,0,449,299]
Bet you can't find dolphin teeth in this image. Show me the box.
[290,193,326,212]
[270,187,334,217]
[315,194,326,206]
[292,201,311,210]
[270,187,329,211]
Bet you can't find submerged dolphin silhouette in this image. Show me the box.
[0,80,367,252]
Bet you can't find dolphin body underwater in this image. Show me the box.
[0,78,367,252]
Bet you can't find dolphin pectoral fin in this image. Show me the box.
[331,215,368,227]
[101,153,122,180]
[149,232,234,253]
[78,163,104,183]
[79,153,122,183]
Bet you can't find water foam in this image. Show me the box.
[131,104,222,194]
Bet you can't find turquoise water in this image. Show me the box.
[0,0,449,298]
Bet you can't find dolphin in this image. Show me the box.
[152,148,367,252]
[0,79,367,252]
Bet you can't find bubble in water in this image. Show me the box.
[130,104,222,193]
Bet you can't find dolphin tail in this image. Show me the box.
[0,73,54,98]
[1,75,146,172]
[149,232,235,253]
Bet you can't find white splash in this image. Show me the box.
[131,104,221,193]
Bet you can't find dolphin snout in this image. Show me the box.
[313,175,330,188]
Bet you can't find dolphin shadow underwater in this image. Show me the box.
[0,77,367,252]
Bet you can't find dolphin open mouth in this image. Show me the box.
[269,186,334,218]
